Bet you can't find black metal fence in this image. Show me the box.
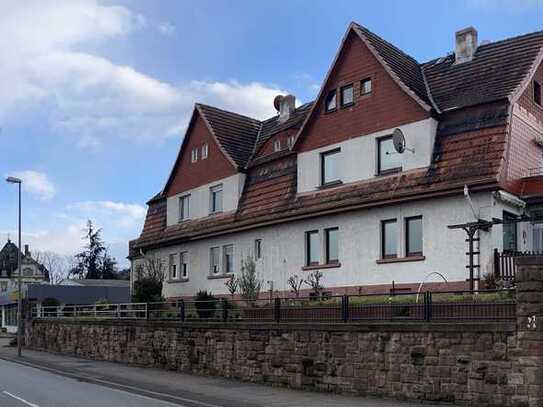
[33,289,516,323]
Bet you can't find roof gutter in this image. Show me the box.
[134,179,500,252]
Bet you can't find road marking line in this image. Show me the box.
[2,391,40,407]
[0,357,223,407]
[98,385,190,407]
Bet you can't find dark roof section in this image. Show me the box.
[257,102,313,147]
[354,23,432,108]
[423,30,543,112]
[197,104,261,168]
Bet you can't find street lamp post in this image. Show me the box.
[6,176,22,357]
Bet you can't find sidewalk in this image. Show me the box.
[0,340,444,407]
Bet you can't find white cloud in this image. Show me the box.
[0,1,288,149]
[68,201,146,221]
[8,171,56,201]
[158,21,176,35]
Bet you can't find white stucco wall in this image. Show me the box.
[297,118,438,193]
[143,190,526,299]
[166,173,246,226]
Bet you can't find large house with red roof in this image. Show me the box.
[129,23,543,299]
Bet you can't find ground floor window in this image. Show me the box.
[169,253,178,280]
[325,227,339,264]
[305,230,320,266]
[381,219,398,259]
[503,211,518,251]
[405,216,423,257]
[5,305,17,326]
[180,251,188,279]
[210,247,220,274]
[223,245,234,274]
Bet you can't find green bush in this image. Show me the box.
[132,277,163,303]
[194,290,217,319]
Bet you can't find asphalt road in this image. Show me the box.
[0,359,183,407]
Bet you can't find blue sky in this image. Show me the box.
[1,0,543,267]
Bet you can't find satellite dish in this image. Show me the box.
[273,95,284,112]
[392,128,406,154]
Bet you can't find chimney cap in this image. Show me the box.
[455,26,478,64]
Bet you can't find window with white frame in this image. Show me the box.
[405,216,423,257]
[191,148,198,163]
[209,184,223,213]
[210,247,220,274]
[273,139,281,152]
[180,251,189,279]
[361,78,372,95]
[377,136,402,174]
[223,244,234,274]
[179,195,190,221]
[201,143,208,159]
[169,253,178,280]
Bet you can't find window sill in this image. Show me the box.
[167,278,189,283]
[207,273,234,280]
[376,167,402,177]
[323,108,337,115]
[376,256,425,264]
[318,180,343,190]
[208,210,223,216]
[177,219,191,224]
[302,262,342,271]
[340,102,355,109]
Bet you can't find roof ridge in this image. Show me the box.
[196,103,262,125]
[353,22,421,65]
[421,28,543,66]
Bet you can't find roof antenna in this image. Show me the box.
[464,184,479,220]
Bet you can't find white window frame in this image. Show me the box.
[210,247,220,275]
[209,184,223,214]
[191,148,198,163]
[223,244,234,275]
[179,194,190,221]
[274,139,281,152]
[169,253,179,280]
[287,135,295,149]
[180,251,189,279]
[201,143,208,159]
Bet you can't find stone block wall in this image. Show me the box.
[25,257,543,407]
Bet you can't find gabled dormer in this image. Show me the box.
[163,104,260,226]
[293,23,438,193]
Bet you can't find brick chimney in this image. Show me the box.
[455,27,478,64]
[277,95,296,124]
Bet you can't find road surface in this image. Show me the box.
[0,359,185,407]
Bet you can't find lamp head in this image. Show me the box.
[6,176,22,184]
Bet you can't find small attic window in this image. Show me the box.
[191,148,198,163]
[361,78,372,95]
[287,135,295,149]
[274,139,281,152]
[201,143,208,159]
[534,81,542,106]
[325,90,337,112]
[340,84,354,107]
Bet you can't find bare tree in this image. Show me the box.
[287,274,304,298]
[304,270,324,298]
[143,253,166,282]
[34,251,73,285]
[238,256,262,304]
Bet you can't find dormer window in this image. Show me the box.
[324,90,337,112]
[191,148,198,163]
[377,136,402,175]
[287,135,295,149]
[361,78,372,95]
[274,139,281,152]
[340,84,354,107]
[210,184,223,213]
[201,143,208,159]
[534,80,541,106]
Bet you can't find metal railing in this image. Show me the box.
[32,289,516,323]
[494,249,543,284]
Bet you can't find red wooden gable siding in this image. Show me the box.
[518,61,543,122]
[166,112,236,197]
[297,31,429,153]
